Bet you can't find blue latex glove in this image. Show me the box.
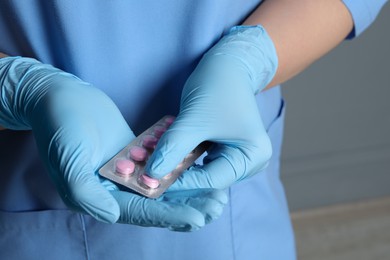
[146,25,278,190]
[0,57,227,231]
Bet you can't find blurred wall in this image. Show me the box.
[281,3,390,211]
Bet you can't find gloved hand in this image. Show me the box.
[146,25,278,190]
[0,57,227,231]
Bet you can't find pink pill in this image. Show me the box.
[140,174,160,189]
[164,116,175,126]
[115,159,135,175]
[142,135,158,149]
[153,125,167,138]
[129,146,148,161]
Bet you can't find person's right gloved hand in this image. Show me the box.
[146,25,278,191]
[0,56,227,231]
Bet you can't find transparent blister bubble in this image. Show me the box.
[99,115,210,198]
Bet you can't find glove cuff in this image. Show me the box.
[206,25,278,94]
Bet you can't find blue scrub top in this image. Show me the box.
[0,1,386,259]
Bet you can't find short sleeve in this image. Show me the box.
[342,0,388,39]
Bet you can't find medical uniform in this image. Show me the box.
[0,1,386,259]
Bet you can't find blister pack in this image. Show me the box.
[99,115,210,198]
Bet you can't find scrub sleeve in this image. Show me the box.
[342,0,388,38]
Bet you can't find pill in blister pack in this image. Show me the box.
[99,115,211,199]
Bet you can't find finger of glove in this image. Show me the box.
[99,176,120,191]
[146,118,203,179]
[44,130,120,223]
[62,168,120,223]
[111,190,206,232]
[169,157,236,191]
[169,145,257,190]
[161,189,228,225]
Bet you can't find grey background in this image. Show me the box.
[280,3,390,211]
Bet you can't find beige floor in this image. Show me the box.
[291,197,390,260]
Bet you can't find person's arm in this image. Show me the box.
[146,0,386,191]
[243,0,354,89]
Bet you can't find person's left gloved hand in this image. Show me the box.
[0,56,227,231]
[146,25,278,190]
